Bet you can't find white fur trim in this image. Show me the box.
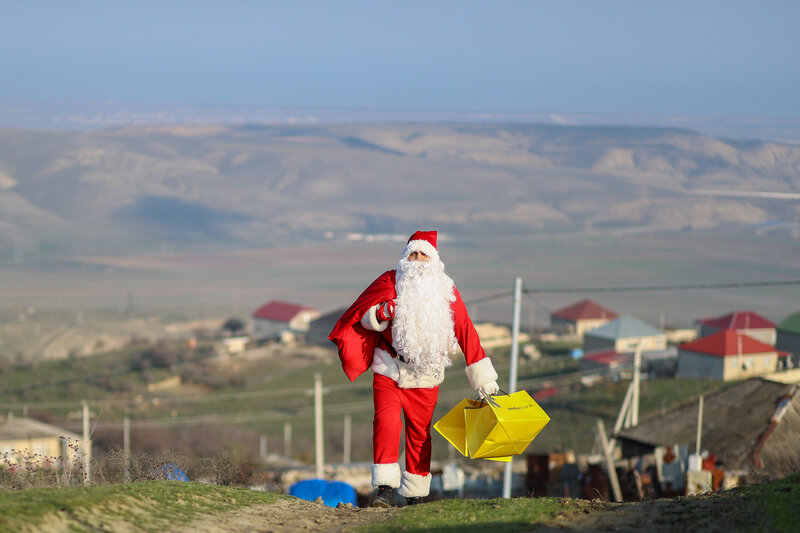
[372,463,402,488]
[397,471,432,498]
[402,239,439,262]
[371,348,400,382]
[465,357,499,389]
[396,359,443,389]
[372,347,443,388]
[361,304,389,332]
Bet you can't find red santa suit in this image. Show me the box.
[329,231,498,499]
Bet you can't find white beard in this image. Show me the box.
[392,256,458,380]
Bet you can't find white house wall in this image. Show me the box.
[615,334,667,353]
[678,350,778,381]
[721,351,778,380]
[700,325,776,346]
[252,319,285,339]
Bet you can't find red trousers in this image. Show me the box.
[373,373,439,475]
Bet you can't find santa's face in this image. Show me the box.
[407,250,431,262]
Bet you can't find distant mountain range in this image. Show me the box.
[1,123,799,261]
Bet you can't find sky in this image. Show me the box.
[2,0,799,117]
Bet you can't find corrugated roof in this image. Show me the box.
[552,299,618,321]
[680,329,777,357]
[584,315,663,340]
[0,416,82,441]
[617,378,797,470]
[699,311,776,331]
[252,300,317,322]
[778,311,800,335]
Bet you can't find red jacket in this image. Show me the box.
[329,270,487,381]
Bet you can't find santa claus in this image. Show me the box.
[329,230,499,507]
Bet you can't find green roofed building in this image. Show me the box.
[776,311,800,368]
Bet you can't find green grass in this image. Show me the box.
[0,342,217,414]
[550,377,733,419]
[361,497,570,533]
[0,335,732,461]
[1,474,798,532]
[739,473,800,533]
[0,481,284,533]
[363,474,800,533]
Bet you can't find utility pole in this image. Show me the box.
[695,395,704,456]
[503,277,522,499]
[304,373,329,476]
[343,415,351,465]
[632,345,642,427]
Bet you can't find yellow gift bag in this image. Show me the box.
[465,390,550,459]
[434,390,549,461]
[433,398,480,458]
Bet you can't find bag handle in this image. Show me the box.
[475,388,510,407]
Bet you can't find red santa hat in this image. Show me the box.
[402,230,439,261]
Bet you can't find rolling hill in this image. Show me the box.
[0,123,798,260]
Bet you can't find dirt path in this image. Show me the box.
[541,492,763,532]
[172,499,397,533]
[171,489,770,533]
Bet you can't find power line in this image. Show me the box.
[523,292,553,316]
[0,381,369,410]
[464,291,514,305]
[523,279,800,294]
[464,279,800,306]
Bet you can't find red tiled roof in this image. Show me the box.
[582,349,631,365]
[680,329,777,357]
[252,300,316,322]
[698,311,776,331]
[552,299,618,321]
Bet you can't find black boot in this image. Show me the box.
[406,497,423,506]
[371,485,395,508]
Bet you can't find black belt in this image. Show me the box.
[380,339,408,363]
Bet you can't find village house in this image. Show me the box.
[697,310,777,346]
[221,336,249,355]
[578,349,632,377]
[251,300,320,341]
[776,311,800,368]
[550,299,618,337]
[616,377,800,482]
[306,308,345,347]
[472,322,530,349]
[583,315,667,354]
[677,329,786,381]
[0,415,86,467]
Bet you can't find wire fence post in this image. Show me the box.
[123,415,130,483]
[343,414,351,465]
[314,373,324,478]
[284,422,292,459]
[82,400,90,485]
[503,277,522,499]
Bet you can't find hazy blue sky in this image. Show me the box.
[2,0,798,116]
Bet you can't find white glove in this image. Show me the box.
[478,380,499,399]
